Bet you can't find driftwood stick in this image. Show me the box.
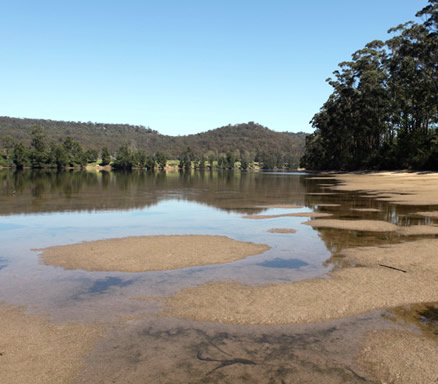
[378,264,407,273]
[197,350,256,375]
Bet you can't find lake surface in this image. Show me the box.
[0,169,436,383]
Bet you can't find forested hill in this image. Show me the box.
[0,116,306,160]
[301,0,438,171]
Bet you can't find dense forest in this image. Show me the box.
[301,0,438,170]
[0,118,306,170]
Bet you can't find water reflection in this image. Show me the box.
[383,302,438,337]
[0,169,309,215]
[257,258,308,269]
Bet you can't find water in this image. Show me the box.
[1,169,436,383]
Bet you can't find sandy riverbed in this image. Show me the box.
[243,212,332,219]
[0,303,104,384]
[159,239,438,324]
[304,218,438,236]
[267,228,297,234]
[331,172,438,205]
[38,235,269,272]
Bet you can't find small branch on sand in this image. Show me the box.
[378,264,407,273]
[197,350,256,375]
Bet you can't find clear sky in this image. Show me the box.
[0,0,429,135]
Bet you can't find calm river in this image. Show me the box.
[0,169,435,383]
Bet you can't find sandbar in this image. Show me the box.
[350,208,380,212]
[257,204,303,209]
[398,225,438,236]
[305,219,438,236]
[358,330,438,383]
[414,211,438,218]
[38,235,270,272]
[332,172,438,205]
[267,228,297,234]
[243,212,332,220]
[304,219,398,232]
[159,239,438,325]
[0,303,104,384]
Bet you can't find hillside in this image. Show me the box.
[0,117,306,160]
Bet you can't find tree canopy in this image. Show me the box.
[301,0,438,170]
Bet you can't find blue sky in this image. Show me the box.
[0,0,428,135]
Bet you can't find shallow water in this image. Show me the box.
[1,169,437,383]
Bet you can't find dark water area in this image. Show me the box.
[257,258,309,269]
[0,169,437,383]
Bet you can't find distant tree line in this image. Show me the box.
[8,126,99,170]
[301,0,438,170]
[0,118,306,168]
[2,125,169,171]
[176,147,299,170]
[1,124,306,170]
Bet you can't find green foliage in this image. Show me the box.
[113,144,135,170]
[154,151,167,170]
[179,147,195,170]
[100,146,111,166]
[53,144,69,169]
[1,135,14,163]
[30,126,48,168]
[0,118,306,166]
[302,0,438,170]
[12,142,29,169]
[85,148,98,163]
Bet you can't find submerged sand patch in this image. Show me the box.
[358,330,438,384]
[305,219,438,236]
[398,225,438,236]
[333,172,438,205]
[38,235,270,272]
[414,211,438,218]
[267,228,297,234]
[257,204,303,209]
[350,208,380,212]
[159,240,438,325]
[244,212,332,220]
[304,219,398,232]
[0,303,104,384]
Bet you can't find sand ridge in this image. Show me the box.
[358,330,438,383]
[305,219,438,235]
[267,228,297,234]
[0,303,104,384]
[332,172,438,205]
[158,239,438,325]
[243,212,332,220]
[304,219,398,232]
[414,211,438,218]
[38,235,270,272]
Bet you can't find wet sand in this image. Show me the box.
[333,172,438,205]
[257,204,303,209]
[38,235,270,272]
[415,211,438,218]
[305,219,438,236]
[160,239,438,324]
[0,303,104,384]
[244,212,332,220]
[350,208,380,212]
[267,228,297,234]
[304,219,398,232]
[358,330,438,383]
